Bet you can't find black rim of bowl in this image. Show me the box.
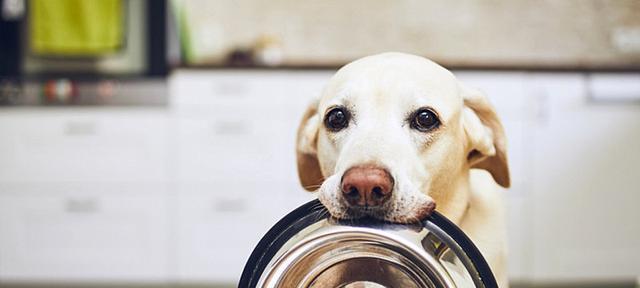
[238,199,498,288]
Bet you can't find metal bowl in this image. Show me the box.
[239,200,497,288]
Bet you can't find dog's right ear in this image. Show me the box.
[296,99,324,191]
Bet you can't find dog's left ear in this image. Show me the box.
[460,82,511,188]
[296,99,324,191]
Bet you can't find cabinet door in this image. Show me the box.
[0,193,168,282]
[529,74,640,282]
[172,187,285,283]
[172,112,290,184]
[0,108,168,184]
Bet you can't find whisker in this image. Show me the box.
[309,202,324,211]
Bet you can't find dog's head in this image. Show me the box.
[296,53,509,223]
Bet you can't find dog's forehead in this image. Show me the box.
[320,53,461,114]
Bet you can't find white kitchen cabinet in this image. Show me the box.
[0,107,171,282]
[169,71,328,283]
[528,74,640,282]
[0,192,169,282]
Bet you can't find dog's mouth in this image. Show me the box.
[343,206,388,220]
[347,201,436,224]
[318,193,436,224]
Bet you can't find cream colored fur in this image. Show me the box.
[296,52,510,287]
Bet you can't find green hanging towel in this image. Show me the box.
[30,0,123,56]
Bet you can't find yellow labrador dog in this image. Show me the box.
[296,52,510,287]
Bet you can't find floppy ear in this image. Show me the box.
[460,83,511,188]
[296,99,324,191]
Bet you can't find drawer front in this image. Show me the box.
[0,193,168,281]
[170,71,330,111]
[0,109,168,183]
[170,71,283,113]
[173,115,295,184]
[173,184,288,283]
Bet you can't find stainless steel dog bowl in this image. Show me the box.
[239,200,497,288]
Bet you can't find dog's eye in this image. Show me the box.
[410,108,440,132]
[324,107,350,132]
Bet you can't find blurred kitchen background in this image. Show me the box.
[1,0,639,287]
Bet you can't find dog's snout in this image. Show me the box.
[341,166,394,207]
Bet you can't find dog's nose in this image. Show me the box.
[341,166,394,207]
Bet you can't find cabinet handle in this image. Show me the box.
[213,82,249,98]
[213,121,249,135]
[213,198,247,213]
[587,73,640,104]
[64,198,99,213]
[64,121,97,136]
[532,91,549,125]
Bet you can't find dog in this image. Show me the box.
[295,52,510,287]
